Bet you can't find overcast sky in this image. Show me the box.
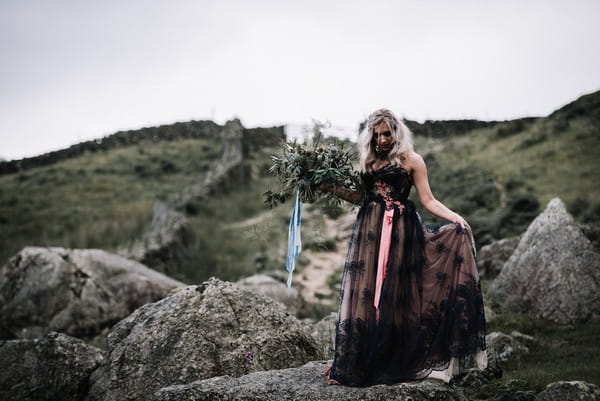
[1,0,599,161]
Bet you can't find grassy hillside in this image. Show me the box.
[409,91,600,244]
[0,137,223,265]
[1,92,598,394]
[0,90,598,285]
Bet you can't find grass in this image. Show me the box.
[180,173,290,284]
[409,114,600,247]
[478,310,600,397]
[0,137,222,264]
[449,116,600,207]
[1,93,598,289]
[0,99,598,399]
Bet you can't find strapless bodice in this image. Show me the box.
[361,164,413,203]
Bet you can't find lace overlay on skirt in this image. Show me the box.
[327,165,487,386]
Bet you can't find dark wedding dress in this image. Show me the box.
[326,164,487,386]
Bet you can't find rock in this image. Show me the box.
[470,378,537,401]
[311,312,337,359]
[579,223,600,252]
[510,330,538,346]
[535,380,600,401]
[487,198,600,324]
[120,199,193,277]
[477,236,520,279]
[451,330,531,389]
[0,246,185,340]
[0,331,104,401]
[87,277,323,401]
[451,364,502,389]
[236,274,306,316]
[152,360,467,401]
[485,331,530,366]
[452,330,531,388]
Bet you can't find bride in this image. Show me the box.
[319,108,487,386]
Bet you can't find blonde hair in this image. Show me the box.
[358,108,414,173]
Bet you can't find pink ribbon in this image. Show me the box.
[373,182,404,321]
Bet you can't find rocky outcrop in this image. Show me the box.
[87,277,322,401]
[0,331,104,401]
[153,360,467,401]
[535,380,600,401]
[0,246,184,340]
[477,236,520,279]
[487,198,600,324]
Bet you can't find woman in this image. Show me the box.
[319,109,487,386]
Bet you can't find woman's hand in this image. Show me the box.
[310,182,328,193]
[449,212,467,230]
[314,182,363,205]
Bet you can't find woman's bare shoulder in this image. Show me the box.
[402,150,425,173]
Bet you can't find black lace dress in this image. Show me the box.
[327,164,487,386]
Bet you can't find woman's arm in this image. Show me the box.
[407,152,467,229]
[318,183,364,205]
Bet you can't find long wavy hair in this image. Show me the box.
[358,108,414,173]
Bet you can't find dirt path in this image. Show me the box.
[297,210,356,305]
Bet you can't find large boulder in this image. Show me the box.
[535,380,600,401]
[152,360,466,401]
[487,198,600,324]
[87,277,323,401]
[0,331,104,401]
[0,246,185,340]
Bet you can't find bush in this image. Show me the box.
[568,196,590,218]
[495,193,540,237]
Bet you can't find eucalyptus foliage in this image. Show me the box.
[264,123,362,208]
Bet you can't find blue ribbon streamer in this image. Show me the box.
[286,187,302,290]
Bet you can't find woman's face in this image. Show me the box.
[373,122,394,152]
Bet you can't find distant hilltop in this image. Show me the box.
[1,89,597,175]
[0,119,284,176]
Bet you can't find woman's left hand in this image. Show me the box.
[449,213,468,230]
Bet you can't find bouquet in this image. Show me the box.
[263,121,362,209]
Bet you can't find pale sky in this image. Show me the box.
[1,0,599,161]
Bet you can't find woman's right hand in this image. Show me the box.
[313,182,329,192]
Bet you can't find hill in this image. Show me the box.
[0,90,598,294]
[0,121,287,285]
[413,90,600,243]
